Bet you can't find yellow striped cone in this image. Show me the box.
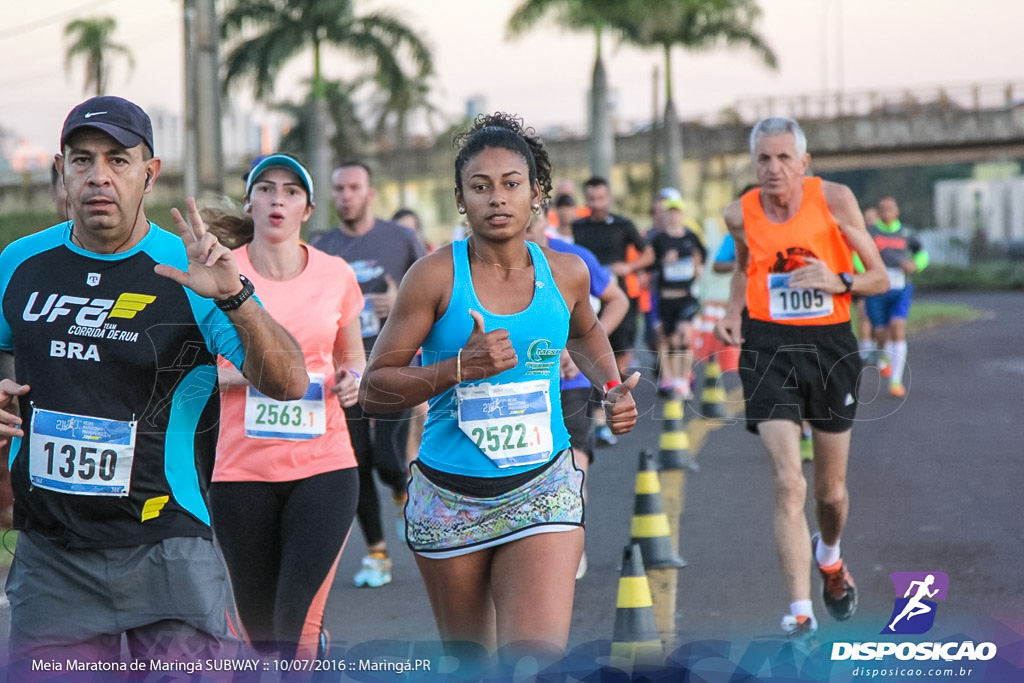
[658,398,698,472]
[611,543,664,667]
[700,358,727,419]
[630,451,686,568]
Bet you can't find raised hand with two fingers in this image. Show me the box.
[153,197,245,301]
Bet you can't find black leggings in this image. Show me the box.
[344,403,410,547]
[210,467,358,660]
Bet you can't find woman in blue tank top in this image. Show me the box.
[360,113,639,669]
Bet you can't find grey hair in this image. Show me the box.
[750,117,808,157]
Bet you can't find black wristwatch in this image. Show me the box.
[215,274,255,311]
[838,272,854,294]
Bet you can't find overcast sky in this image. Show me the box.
[3,0,1023,154]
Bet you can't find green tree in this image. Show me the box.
[613,0,777,191]
[507,0,628,180]
[222,0,433,232]
[367,70,445,206]
[275,79,368,163]
[64,16,134,97]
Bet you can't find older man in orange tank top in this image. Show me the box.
[715,117,889,638]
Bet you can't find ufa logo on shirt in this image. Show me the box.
[23,291,156,326]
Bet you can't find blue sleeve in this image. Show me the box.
[0,226,67,351]
[146,228,247,370]
[587,259,611,299]
[715,234,736,264]
[567,242,610,298]
[187,291,247,370]
[0,251,15,351]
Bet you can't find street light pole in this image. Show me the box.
[184,0,224,200]
[183,1,198,199]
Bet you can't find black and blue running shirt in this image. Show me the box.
[0,222,246,548]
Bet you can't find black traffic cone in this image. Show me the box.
[611,543,664,667]
[700,358,727,419]
[630,451,686,568]
[658,398,698,472]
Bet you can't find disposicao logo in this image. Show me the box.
[831,570,998,664]
[883,571,948,635]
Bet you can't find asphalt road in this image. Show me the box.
[0,291,1021,680]
[319,291,1024,677]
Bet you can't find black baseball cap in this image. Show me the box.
[60,96,154,155]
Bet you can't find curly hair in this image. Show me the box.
[453,112,552,204]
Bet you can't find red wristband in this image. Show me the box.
[603,379,622,397]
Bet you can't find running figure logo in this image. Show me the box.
[882,571,949,635]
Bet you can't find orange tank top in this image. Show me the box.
[742,178,853,325]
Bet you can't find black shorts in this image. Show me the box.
[657,295,700,337]
[607,297,639,354]
[738,315,861,434]
[561,387,595,462]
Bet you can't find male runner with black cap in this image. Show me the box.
[0,95,306,669]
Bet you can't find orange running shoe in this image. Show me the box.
[813,534,858,621]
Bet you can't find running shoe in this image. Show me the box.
[353,554,392,588]
[576,551,588,580]
[879,363,892,379]
[800,436,814,462]
[595,425,617,447]
[889,383,907,398]
[812,534,857,620]
[317,629,331,659]
[672,378,693,401]
[781,614,818,638]
[657,380,674,398]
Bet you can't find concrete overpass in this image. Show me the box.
[4,82,1024,240]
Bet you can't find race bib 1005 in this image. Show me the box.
[767,273,833,320]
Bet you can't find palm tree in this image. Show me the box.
[222,0,433,232]
[64,17,134,97]
[613,0,777,191]
[275,79,368,162]
[507,0,630,180]
[366,70,445,206]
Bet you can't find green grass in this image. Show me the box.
[1,206,181,248]
[904,301,981,333]
[915,262,1024,291]
[851,300,980,336]
[0,530,16,567]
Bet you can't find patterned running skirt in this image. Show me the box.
[405,449,584,558]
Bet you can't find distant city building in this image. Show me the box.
[9,139,50,173]
[466,95,487,121]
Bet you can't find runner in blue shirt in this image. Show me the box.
[360,113,639,671]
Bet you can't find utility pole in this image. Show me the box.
[650,64,660,195]
[184,0,224,200]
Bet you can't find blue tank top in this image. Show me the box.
[418,239,571,477]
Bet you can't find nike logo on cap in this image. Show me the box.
[83,111,107,118]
